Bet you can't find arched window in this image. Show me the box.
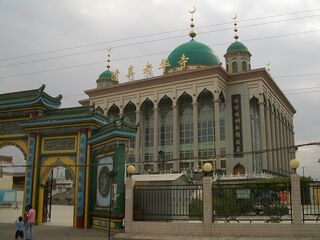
[123,101,136,163]
[232,62,238,73]
[250,97,262,173]
[233,163,245,175]
[197,90,214,160]
[141,99,154,162]
[226,64,229,72]
[177,93,193,160]
[219,92,226,156]
[107,104,120,122]
[242,61,247,71]
[158,96,173,163]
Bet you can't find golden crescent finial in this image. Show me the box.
[232,14,237,20]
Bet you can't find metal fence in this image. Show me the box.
[212,181,292,223]
[134,185,203,221]
[301,181,320,223]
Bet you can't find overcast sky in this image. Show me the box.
[0,0,319,178]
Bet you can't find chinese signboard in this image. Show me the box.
[232,94,243,157]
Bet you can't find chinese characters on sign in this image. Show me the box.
[232,94,243,157]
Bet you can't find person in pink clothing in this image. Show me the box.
[25,205,35,240]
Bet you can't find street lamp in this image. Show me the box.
[127,164,135,178]
[203,162,213,176]
[289,159,300,174]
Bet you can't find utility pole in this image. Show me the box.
[302,167,305,177]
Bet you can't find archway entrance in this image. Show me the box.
[42,166,75,226]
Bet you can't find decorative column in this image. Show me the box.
[172,102,179,172]
[271,109,277,172]
[279,116,285,173]
[265,105,273,170]
[25,134,37,208]
[153,106,159,172]
[214,99,220,158]
[192,100,199,168]
[135,110,141,172]
[275,112,282,172]
[259,99,267,170]
[76,129,88,228]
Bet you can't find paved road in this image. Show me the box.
[0,223,118,240]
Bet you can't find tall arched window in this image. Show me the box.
[123,101,136,163]
[107,104,120,122]
[242,61,247,71]
[141,99,154,162]
[158,96,173,163]
[197,90,214,160]
[178,93,193,160]
[232,62,238,73]
[250,97,262,173]
[219,92,226,156]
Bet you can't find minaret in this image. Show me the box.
[96,49,119,88]
[224,15,251,74]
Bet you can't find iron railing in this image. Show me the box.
[301,181,320,223]
[212,181,292,223]
[134,184,203,221]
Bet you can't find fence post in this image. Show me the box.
[203,176,213,224]
[291,173,302,224]
[125,177,135,233]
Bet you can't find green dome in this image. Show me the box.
[167,39,221,70]
[227,41,249,53]
[99,69,113,79]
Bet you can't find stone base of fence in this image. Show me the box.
[127,221,320,237]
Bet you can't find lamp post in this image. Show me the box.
[203,162,213,177]
[107,169,117,240]
[289,159,300,174]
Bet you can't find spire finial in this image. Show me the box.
[233,14,239,41]
[107,48,111,70]
[188,6,197,39]
[267,61,271,73]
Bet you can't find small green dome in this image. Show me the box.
[99,69,113,79]
[167,39,221,70]
[227,41,249,53]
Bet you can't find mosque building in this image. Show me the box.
[80,13,296,176]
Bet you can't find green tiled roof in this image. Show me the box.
[0,85,61,110]
[227,41,249,53]
[167,39,221,70]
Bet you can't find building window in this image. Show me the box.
[219,100,226,156]
[178,93,193,160]
[123,101,136,162]
[197,90,214,159]
[158,96,173,161]
[242,61,247,71]
[220,160,226,169]
[250,97,262,173]
[232,62,238,73]
[142,100,153,162]
[107,104,120,122]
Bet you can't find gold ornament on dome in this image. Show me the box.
[112,68,120,82]
[143,62,153,78]
[159,58,170,73]
[178,54,189,69]
[126,65,135,81]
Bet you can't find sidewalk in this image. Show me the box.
[0,223,118,240]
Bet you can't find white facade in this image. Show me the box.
[81,65,295,176]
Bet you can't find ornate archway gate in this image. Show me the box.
[0,85,136,229]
